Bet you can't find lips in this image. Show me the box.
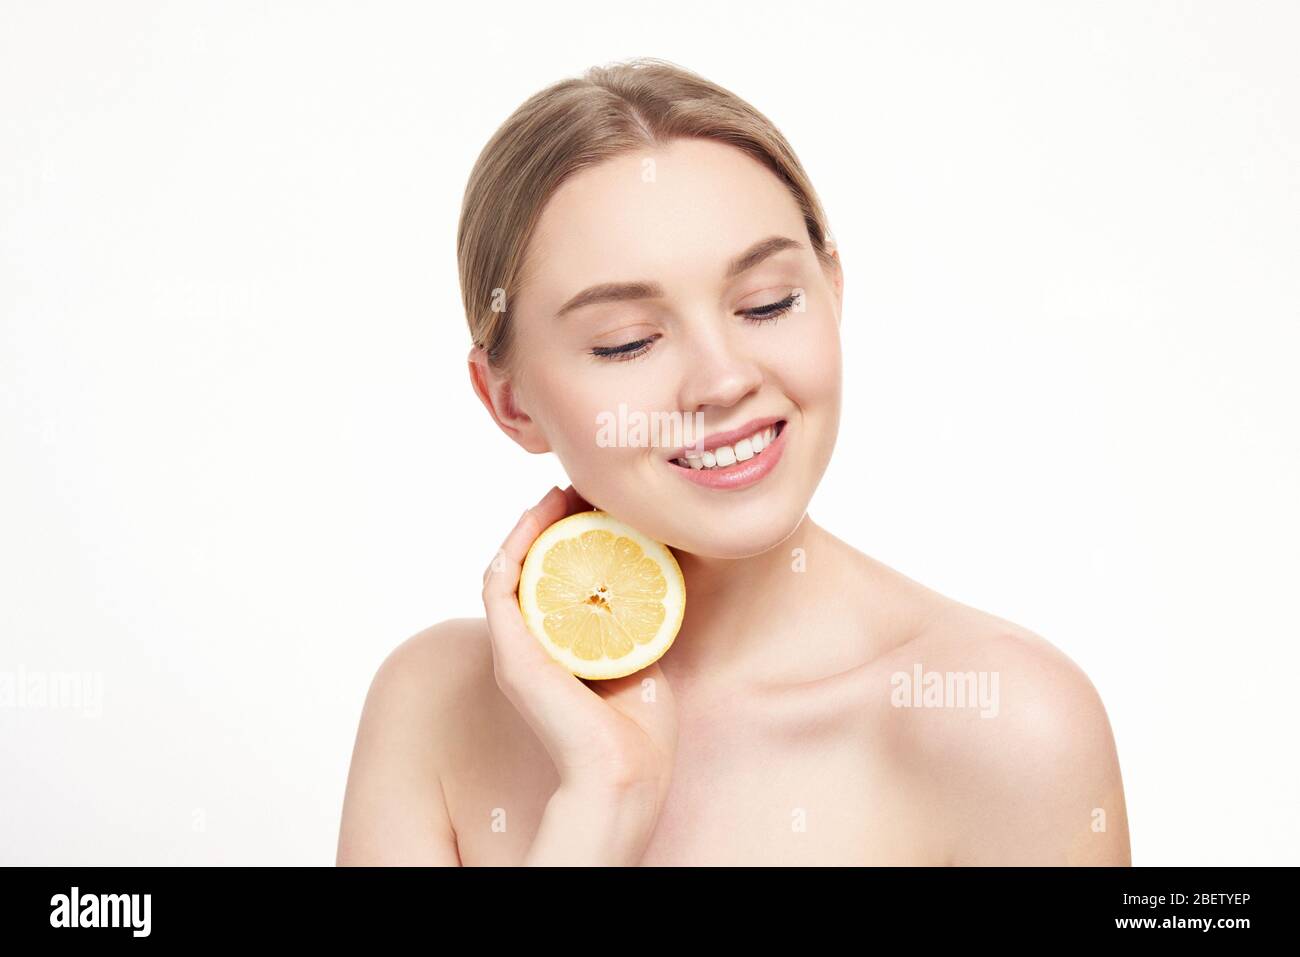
[669,420,785,470]
[665,418,790,491]
[663,415,786,463]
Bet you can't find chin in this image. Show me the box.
[666,512,806,560]
[586,484,809,560]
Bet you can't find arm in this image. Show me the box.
[523,778,664,867]
[336,619,666,866]
[336,625,462,866]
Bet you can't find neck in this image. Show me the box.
[664,511,840,685]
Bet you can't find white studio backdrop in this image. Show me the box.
[2,1,1297,865]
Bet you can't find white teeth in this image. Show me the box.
[674,423,782,471]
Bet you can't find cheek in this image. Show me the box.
[528,368,654,467]
[534,379,602,458]
[771,307,842,404]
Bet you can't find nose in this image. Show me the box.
[676,319,765,413]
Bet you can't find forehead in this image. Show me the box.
[522,138,806,307]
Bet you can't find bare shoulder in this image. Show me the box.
[357,617,495,740]
[336,618,493,866]
[875,596,1131,865]
[373,617,492,699]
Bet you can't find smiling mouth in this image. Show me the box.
[670,421,786,471]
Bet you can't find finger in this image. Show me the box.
[561,484,594,516]
[482,485,569,667]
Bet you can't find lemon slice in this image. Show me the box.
[518,510,686,680]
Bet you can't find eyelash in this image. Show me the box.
[590,293,800,363]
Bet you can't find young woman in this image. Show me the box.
[336,57,1131,866]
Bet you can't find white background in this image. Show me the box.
[2,1,1296,865]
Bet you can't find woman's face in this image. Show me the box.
[502,137,843,559]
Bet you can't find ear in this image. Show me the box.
[824,238,844,325]
[467,345,551,454]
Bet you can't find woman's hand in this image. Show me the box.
[481,485,679,863]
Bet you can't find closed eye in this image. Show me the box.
[590,335,659,362]
[741,291,801,323]
[589,292,802,362]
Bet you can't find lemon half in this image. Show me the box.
[517,510,685,680]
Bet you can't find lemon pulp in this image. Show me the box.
[517,510,685,680]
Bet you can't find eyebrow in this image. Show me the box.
[553,234,805,319]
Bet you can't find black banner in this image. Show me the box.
[0,865,1287,942]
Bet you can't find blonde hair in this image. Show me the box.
[457,56,837,372]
